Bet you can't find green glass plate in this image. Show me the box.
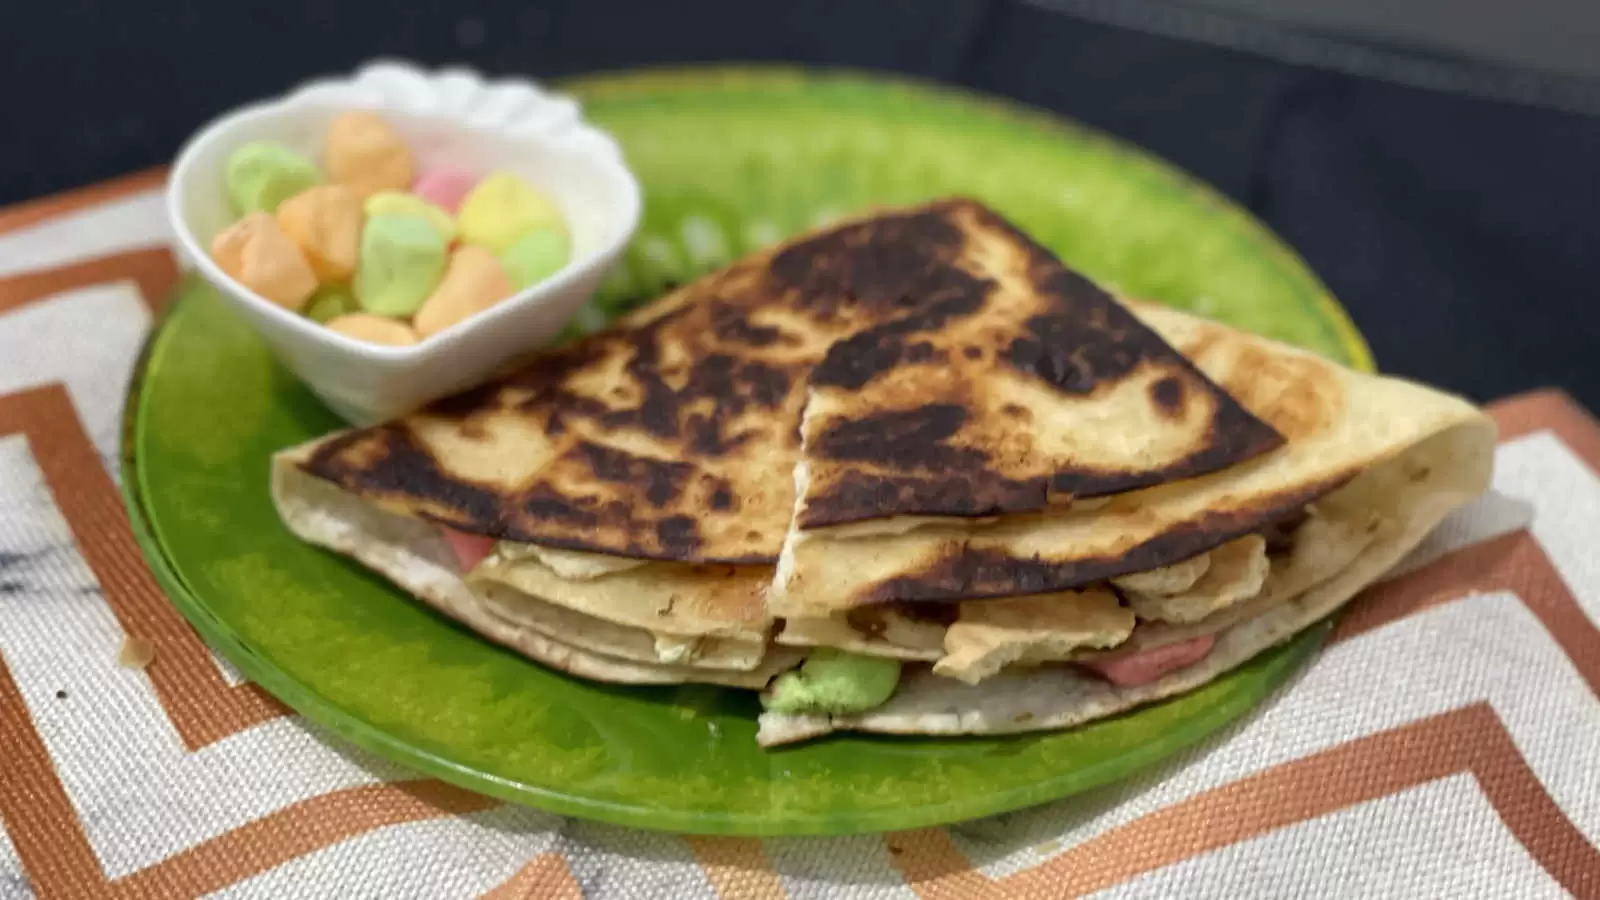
[122,67,1367,837]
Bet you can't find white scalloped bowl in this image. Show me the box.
[167,61,642,424]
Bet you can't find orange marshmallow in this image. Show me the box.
[275,184,364,281]
[324,313,419,346]
[324,111,415,198]
[209,212,318,310]
[413,245,514,338]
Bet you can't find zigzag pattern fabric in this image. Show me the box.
[1,172,1597,899]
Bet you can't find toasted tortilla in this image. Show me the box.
[770,300,1493,616]
[793,202,1282,531]
[292,200,1273,568]
[271,448,796,686]
[758,404,1495,744]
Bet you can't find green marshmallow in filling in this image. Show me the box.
[499,227,571,290]
[354,214,448,317]
[761,648,901,716]
[224,142,322,215]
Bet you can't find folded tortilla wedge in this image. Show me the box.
[758,297,1494,744]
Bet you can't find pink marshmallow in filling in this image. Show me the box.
[1079,634,1218,686]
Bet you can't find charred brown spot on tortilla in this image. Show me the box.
[708,300,783,346]
[769,204,976,319]
[570,442,693,507]
[811,291,990,391]
[520,485,600,529]
[810,404,981,467]
[710,484,735,511]
[1149,376,1185,417]
[1000,262,1149,394]
[303,426,504,531]
[802,469,1046,526]
[685,413,751,457]
[859,476,1350,604]
[655,515,700,555]
[904,341,943,364]
[802,394,1285,526]
[963,345,983,360]
[734,359,792,409]
[1001,403,1031,423]
[803,401,1067,523]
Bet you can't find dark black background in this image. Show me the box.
[5,0,1596,407]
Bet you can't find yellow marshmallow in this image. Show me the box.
[210,212,318,310]
[276,184,364,281]
[324,313,419,346]
[456,172,564,253]
[365,191,456,242]
[414,245,514,338]
[324,111,415,198]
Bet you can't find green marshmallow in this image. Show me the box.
[353,214,448,317]
[365,192,457,242]
[303,286,359,323]
[224,142,322,215]
[499,227,571,290]
[761,648,901,716]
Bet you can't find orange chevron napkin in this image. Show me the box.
[1,173,1597,899]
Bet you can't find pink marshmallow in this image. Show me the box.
[411,165,479,214]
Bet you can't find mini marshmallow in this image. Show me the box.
[276,184,364,282]
[325,313,419,346]
[353,214,449,317]
[224,142,322,215]
[499,227,570,290]
[303,285,359,323]
[324,111,415,198]
[412,165,478,214]
[414,245,514,338]
[457,172,564,253]
[210,212,318,310]
[365,191,456,242]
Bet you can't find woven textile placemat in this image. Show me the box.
[1,172,1596,899]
